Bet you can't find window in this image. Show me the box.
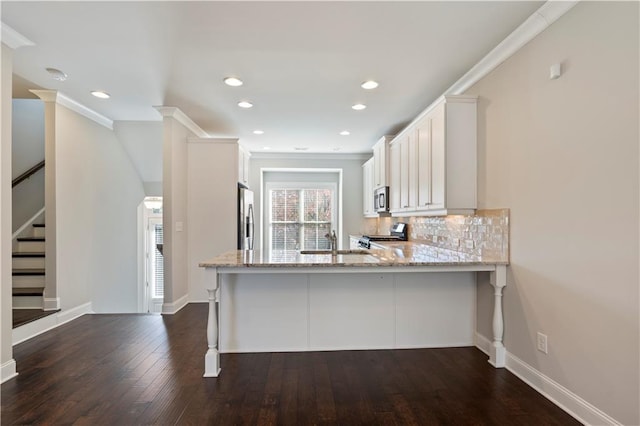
[269,186,335,252]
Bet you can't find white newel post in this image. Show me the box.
[489,265,507,367]
[203,268,221,377]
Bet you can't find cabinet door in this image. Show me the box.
[416,117,432,208]
[399,136,410,209]
[362,159,374,216]
[430,103,446,209]
[373,143,381,188]
[408,130,418,209]
[389,142,401,211]
[238,147,250,186]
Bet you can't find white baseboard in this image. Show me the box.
[1,359,18,384]
[13,302,93,346]
[474,332,621,426]
[506,352,622,426]
[43,297,60,311]
[474,331,491,356]
[162,294,188,315]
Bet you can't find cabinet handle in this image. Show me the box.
[403,205,409,208]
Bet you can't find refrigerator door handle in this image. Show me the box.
[248,204,255,250]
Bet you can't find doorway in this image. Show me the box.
[141,197,163,313]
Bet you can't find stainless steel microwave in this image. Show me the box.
[374,186,389,213]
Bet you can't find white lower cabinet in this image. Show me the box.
[389,95,477,216]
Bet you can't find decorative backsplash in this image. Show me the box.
[368,209,509,260]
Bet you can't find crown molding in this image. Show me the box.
[29,89,114,130]
[445,0,579,96]
[250,152,370,161]
[1,22,34,50]
[153,106,209,138]
[187,137,238,145]
[29,89,58,103]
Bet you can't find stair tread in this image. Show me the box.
[17,237,45,242]
[13,268,45,276]
[12,252,45,258]
[12,287,45,296]
[32,224,45,227]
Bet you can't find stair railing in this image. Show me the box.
[12,160,45,188]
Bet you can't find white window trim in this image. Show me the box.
[260,168,343,253]
[265,181,338,252]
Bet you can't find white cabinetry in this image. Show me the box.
[238,145,251,186]
[372,135,394,189]
[389,95,477,216]
[362,158,377,218]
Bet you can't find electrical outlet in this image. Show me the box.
[465,240,474,249]
[537,332,548,354]
[432,236,438,243]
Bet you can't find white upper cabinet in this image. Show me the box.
[372,135,394,189]
[362,158,377,218]
[389,95,477,217]
[238,145,251,186]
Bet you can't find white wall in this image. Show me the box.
[249,154,369,250]
[468,2,639,424]
[55,105,145,312]
[161,114,201,311]
[113,120,162,196]
[187,139,238,302]
[1,43,16,382]
[11,99,44,232]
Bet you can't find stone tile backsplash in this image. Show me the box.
[371,209,509,260]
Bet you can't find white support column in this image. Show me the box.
[203,267,220,377]
[489,265,507,367]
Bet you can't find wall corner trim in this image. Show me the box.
[444,1,579,96]
[29,90,114,130]
[0,22,34,49]
[161,294,189,315]
[0,359,18,384]
[153,106,209,138]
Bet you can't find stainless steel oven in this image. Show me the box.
[374,186,389,213]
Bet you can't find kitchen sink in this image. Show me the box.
[299,249,370,255]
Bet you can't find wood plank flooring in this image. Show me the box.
[1,303,580,425]
[12,309,59,328]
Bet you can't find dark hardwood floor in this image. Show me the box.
[12,309,59,328]
[1,304,580,425]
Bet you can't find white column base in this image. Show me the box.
[489,342,506,368]
[204,348,220,377]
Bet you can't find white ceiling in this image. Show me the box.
[3,1,543,154]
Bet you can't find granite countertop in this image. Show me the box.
[200,244,508,268]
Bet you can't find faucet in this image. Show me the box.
[325,230,338,255]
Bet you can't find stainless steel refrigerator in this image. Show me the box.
[238,185,255,250]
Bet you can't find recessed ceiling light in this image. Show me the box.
[91,91,110,99]
[352,103,366,110]
[253,130,264,135]
[294,147,309,151]
[223,77,243,87]
[333,147,342,151]
[45,67,67,81]
[361,80,379,90]
[238,101,253,108]
[340,131,350,136]
[263,146,271,150]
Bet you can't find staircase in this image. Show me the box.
[12,223,46,310]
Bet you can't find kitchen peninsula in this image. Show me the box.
[199,245,508,377]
